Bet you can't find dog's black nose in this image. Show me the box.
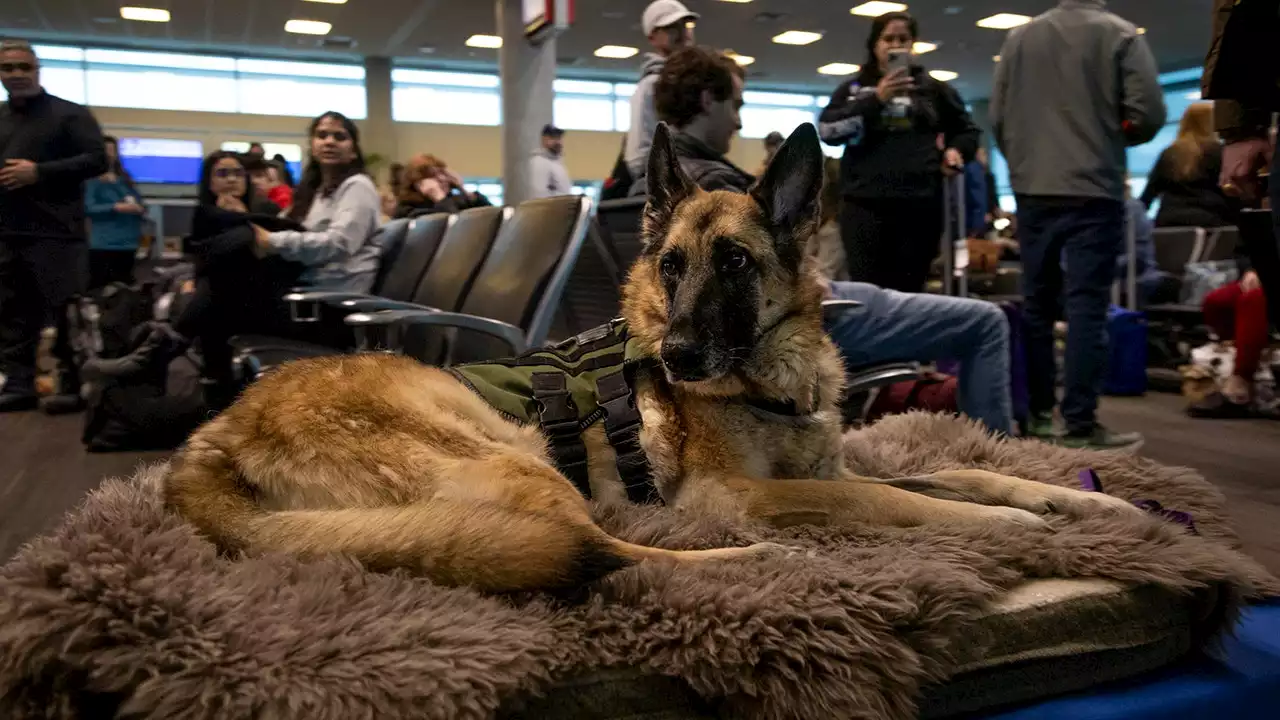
[660,336,707,381]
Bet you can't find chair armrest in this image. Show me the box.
[345,310,527,356]
[845,362,920,394]
[283,290,380,322]
[335,298,443,314]
[821,299,864,325]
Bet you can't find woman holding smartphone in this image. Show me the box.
[817,11,980,292]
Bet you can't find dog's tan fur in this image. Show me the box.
[166,124,1137,593]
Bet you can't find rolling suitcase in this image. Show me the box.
[1104,207,1148,395]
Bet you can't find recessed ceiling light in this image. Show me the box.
[594,45,638,59]
[976,13,1032,29]
[727,52,756,66]
[993,55,1002,62]
[818,62,860,75]
[304,0,348,4]
[772,30,823,45]
[1136,27,1146,35]
[717,0,754,3]
[850,2,908,17]
[119,7,170,22]
[929,69,958,81]
[912,41,937,54]
[465,34,503,48]
[285,19,332,35]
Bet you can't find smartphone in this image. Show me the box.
[886,49,912,76]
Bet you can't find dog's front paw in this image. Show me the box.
[980,505,1051,529]
[740,541,808,558]
[1014,486,1143,518]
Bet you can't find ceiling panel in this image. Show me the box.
[0,1,1214,98]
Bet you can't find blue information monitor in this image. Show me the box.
[118,138,204,185]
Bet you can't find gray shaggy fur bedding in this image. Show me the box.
[1,413,1275,719]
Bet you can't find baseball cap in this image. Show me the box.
[642,0,699,37]
[541,124,565,137]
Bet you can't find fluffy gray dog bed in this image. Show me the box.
[1,413,1275,719]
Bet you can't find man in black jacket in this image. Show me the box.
[628,46,753,196]
[0,39,107,412]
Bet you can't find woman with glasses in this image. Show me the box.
[85,111,382,410]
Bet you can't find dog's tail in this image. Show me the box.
[164,443,652,592]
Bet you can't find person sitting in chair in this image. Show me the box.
[629,45,1016,436]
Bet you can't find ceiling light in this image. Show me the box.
[285,19,332,35]
[912,41,937,54]
[304,0,349,4]
[993,55,1002,62]
[976,13,1032,30]
[594,45,638,59]
[818,62,860,75]
[465,34,503,48]
[119,7,170,22]
[717,0,754,3]
[1136,27,1146,35]
[851,2,908,17]
[772,30,823,45]
[727,52,756,66]
[929,69,958,81]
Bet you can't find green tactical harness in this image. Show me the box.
[446,320,661,504]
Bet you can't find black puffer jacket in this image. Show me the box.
[817,65,980,199]
[627,131,755,196]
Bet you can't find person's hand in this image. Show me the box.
[875,67,913,103]
[1220,137,1273,203]
[1241,270,1262,293]
[114,200,145,215]
[0,159,38,189]
[251,224,273,258]
[941,147,964,176]
[216,193,248,213]
[417,177,448,203]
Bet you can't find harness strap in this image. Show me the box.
[532,372,592,498]
[596,369,661,504]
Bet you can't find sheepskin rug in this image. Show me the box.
[1,412,1274,719]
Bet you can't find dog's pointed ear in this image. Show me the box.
[641,122,694,253]
[749,123,825,254]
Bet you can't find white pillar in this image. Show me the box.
[498,0,556,206]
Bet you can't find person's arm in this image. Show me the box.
[83,181,117,218]
[265,177,380,266]
[817,79,880,146]
[527,155,550,200]
[36,106,108,183]
[1139,151,1169,208]
[1118,32,1167,146]
[935,81,980,161]
[624,75,660,178]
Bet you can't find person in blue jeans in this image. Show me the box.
[992,0,1165,448]
[824,280,1014,436]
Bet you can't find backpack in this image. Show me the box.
[600,137,633,201]
[864,374,959,424]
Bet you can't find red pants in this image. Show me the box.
[1202,282,1270,380]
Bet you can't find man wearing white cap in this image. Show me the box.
[623,0,699,180]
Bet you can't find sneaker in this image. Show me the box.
[1057,425,1143,451]
[1187,391,1253,419]
[1024,412,1056,439]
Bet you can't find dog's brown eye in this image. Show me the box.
[659,254,681,279]
[721,249,750,273]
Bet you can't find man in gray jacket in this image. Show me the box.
[991,0,1164,449]
[623,0,698,181]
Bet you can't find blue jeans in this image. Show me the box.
[824,281,1014,435]
[1016,196,1123,434]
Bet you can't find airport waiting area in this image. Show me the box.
[0,1,1278,718]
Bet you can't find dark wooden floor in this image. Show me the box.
[1,393,1278,576]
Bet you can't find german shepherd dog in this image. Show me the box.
[165,123,1137,593]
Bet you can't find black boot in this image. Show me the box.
[82,322,188,382]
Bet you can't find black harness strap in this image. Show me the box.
[532,372,592,498]
[596,369,661,505]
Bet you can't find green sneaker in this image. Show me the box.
[1056,425,1144,451]
[1023,412,1056,440]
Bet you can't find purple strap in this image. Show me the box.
[1078,468,1198,535]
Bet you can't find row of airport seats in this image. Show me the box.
[228,195,918,400]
